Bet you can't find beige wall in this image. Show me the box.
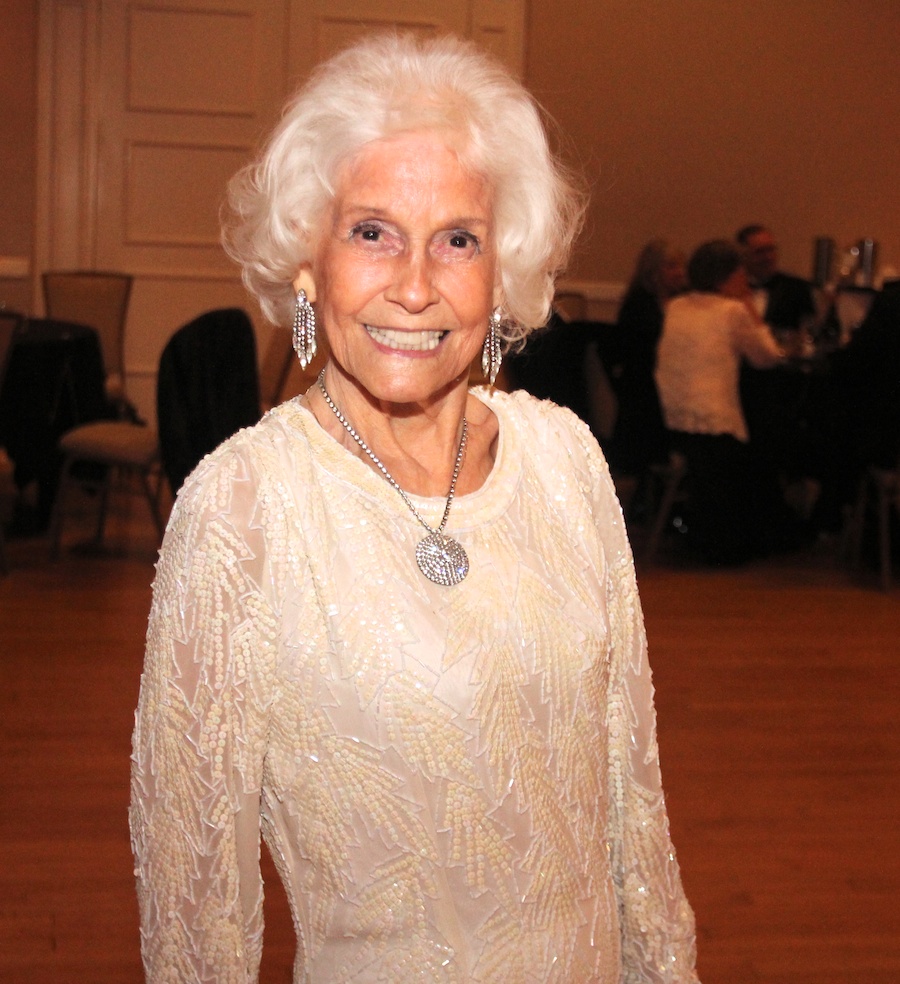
[527,0,900,285]
[2,1,898,314]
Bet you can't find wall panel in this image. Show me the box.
[127,8,257,115]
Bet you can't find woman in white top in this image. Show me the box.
[130,33,700,983]
[656,239,791,564]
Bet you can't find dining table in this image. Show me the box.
[0,317,110,527]
[740,280,900,533]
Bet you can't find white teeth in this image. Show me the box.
[366,325,445,351]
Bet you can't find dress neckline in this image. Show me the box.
[277,388,522,532]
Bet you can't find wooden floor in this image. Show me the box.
[1,491,898,983]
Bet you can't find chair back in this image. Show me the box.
[42,271,133,383]
[156,308,262,495]
[505,316,614,439]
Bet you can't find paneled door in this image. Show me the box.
[37,0,525,420]
[286,0,524,73]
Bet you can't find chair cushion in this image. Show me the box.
[59,421,159,467]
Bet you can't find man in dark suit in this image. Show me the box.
[807,279,900,533]
[829,279,900,470]
[735,225,818,501]
[736,224,816,330]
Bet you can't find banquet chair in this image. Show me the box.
[0,311,23,575]
[642,450,689,565]
[156,307,261,495]
[50,307,262,556]
[848,458,900,592]
[42,270,134,415]
[505,315,612,441]
[49,416,162,558]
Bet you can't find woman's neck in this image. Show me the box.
[305,367,498,498]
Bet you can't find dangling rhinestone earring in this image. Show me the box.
[292,288,317,369]
[482,308,503,386]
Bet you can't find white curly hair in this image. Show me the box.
[222,32,585,348]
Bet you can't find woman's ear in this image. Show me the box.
[292,264,317,304]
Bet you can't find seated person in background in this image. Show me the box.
[607,238,686,477]
[813,279,900,532]
[655,239,796,564]
[832,279,900,471]
[737,224,818,491]
[736,224,815,331]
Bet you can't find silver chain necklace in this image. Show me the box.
[317,369,470,586]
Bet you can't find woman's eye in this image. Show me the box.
[449,232,477,250]
[348,222,405,254]
[436,231,481,260]
[351,223,382,242]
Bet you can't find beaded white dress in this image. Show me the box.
[130,388,699,984]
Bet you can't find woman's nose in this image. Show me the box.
[386,249,439,312]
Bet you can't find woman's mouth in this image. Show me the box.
[365,325,447,352]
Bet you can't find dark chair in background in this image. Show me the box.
[157,307,262,496]
[0,316,109,530]
[641,449,689,565]
[850,457,900,592]
[505,315,618,444]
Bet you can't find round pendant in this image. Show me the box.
[415,532,469,586]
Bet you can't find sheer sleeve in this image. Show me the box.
[583,432,700,983]
[130,448,280,983]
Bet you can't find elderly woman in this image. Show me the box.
[130,34,699,983]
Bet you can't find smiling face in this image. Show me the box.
[303,130,499,412]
